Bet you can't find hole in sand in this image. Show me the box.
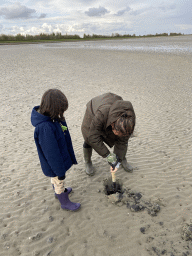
[103,177,123,195]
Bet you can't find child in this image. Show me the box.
[31,89,81,211]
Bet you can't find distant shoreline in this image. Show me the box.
[0,34,191,46]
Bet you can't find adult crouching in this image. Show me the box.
[81,92,136,176]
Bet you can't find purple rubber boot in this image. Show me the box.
[52,184,72,199]
[56,192,81,211]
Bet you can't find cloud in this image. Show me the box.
[175,1,192,24]
[76,0,97,3]
[85,6,109,17]
[158,3,176,12]
[129,9,144,16]
[68,19,133,36]
[115,7,131,16]
[39,13,46,18]
[0,0,192,36]
[0,2,36,19]
[4,17,133,37]
[128,2,176,17]
[175,24,192,30]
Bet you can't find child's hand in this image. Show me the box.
[110,166,118,173]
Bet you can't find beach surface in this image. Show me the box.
[0,38,192,256]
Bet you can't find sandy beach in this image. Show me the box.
[0,38,192,256]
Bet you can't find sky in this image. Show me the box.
[0,0,192,37]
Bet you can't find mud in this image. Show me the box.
[103,177,123,195]
[103,181,161,216]
[182,222,192,241]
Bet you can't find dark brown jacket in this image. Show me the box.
[81,93,135,160]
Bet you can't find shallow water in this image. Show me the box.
[40,35,192,54]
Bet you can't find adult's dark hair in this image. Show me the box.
[114,111,136,136]
[39,89,68,121]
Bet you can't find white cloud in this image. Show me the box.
[0,2,36,19]
[42,23,53,33]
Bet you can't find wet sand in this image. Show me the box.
[0,41,192,256]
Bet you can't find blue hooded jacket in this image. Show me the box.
[31,106,77,177]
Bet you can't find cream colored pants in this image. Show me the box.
[51,176,65,194]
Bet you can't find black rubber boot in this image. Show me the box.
[121,158,133,172]
[83,147,95,176]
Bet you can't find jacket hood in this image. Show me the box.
[106,100,134,127]
[31,106,51,127]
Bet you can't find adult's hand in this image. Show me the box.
[107,153,117,164]
[110,166,118,173]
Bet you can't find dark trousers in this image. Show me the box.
[83,142,92,148]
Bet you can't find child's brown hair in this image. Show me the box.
[39,89,68,121]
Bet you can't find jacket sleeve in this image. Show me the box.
[87,110,110,158]
[114,135,129,161]
[38,123,67,176]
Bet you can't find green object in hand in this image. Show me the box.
[107,153,117,164]
[60,124,67,131]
